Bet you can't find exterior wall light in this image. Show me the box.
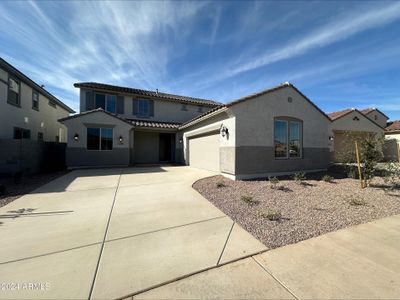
[179,138,183,144]
[329,136,334,141]
[74,133,79,141]
[119,135,124,144]
[220,125,229,138]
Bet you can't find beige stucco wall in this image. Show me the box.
[231,86,330,148]
[384,132,400,162]
[0,67,70,142]
[181,111,235,174]
[386,132,400,143]
[330,111,384,134]
[80,88,214,123]
[61,111,132,149]
[364,111,387,128]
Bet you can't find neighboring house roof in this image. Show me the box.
[0,57,75,113]
[59,108,180,130]
[360,107,389,119]
[328,108,355,121]
[181,82,331,129]
[328,108,385,129]
[73,82,222,107]
[386,120,400,132]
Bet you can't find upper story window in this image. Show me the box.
[32,91,39,110]
[95,93,116,113]
[49,99,57,108]
[8,77,20,106]
[274,118,302,159]
[87,127,113,150]
[138,98,150,117]
[181,104,188,111]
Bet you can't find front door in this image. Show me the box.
[159,133,174,162]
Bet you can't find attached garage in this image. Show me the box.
[188,132,220,172]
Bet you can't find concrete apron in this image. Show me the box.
[0,166,267,300]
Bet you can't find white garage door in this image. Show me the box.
[188,132,220,172]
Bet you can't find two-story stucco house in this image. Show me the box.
[60,82,221,167]
[0,58,75,142]
[61,82,333,179]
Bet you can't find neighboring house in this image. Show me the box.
[0,58,75,142]
[360,108,389,129]
[61,82,331,178]
[59,82,221,167]
[384,120,400,162]
[328,108,384,162]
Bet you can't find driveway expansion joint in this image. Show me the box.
[252,256,299,300]
[216,221,235,265]
[88,171,123,300]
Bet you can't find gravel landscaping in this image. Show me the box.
[0,171,68,208]
[193,173,400,249]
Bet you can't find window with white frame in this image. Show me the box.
[274,118,302,158]
[95,93,116,113]
[87,127,113,150]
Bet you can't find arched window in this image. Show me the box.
[274,117,303,159]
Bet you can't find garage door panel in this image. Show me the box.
[189,133,220,172]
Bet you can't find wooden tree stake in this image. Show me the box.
[355,141,364,189]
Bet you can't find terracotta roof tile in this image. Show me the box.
[386,120,400,132]
[128,119,180,129]
[327,108,354,121]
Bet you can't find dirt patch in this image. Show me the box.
[193,174,400,249]
[0,171,68,208]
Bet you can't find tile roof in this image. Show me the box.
[58,108,133,126]
[386,120,400,132]
[0,58,75,113]
[128,119,180,129]
[74,82,221,107]
[360,107,389,119]
[328,108,355,121]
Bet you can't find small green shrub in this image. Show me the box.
[349,197,367,206]
[241,195,258,205]
[216,181,226,188]
[347,169,357,179]
[321,174,334,183]
[293,171,306,182]
[260,210,282,221]
[268,176,279,189]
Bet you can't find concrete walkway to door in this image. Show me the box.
[0,166,267,300]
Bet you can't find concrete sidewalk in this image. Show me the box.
[0,166,267,300]
[135,214,400,299]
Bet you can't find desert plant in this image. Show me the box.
[216,181,226,188]
[347,168,357,179]
[293,171,306,183]
[349,196,367,206]
[268,176,279,189]
[383,162,400,190]
[321,174,334,183]
[260,210,282,221]
[241,195,258,205]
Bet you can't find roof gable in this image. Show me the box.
[329,108,384,130]
[360,108,389,119]
[386,120,400,132]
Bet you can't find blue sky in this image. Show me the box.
[1,1,400,120]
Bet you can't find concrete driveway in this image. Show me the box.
[0,166,266,299]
